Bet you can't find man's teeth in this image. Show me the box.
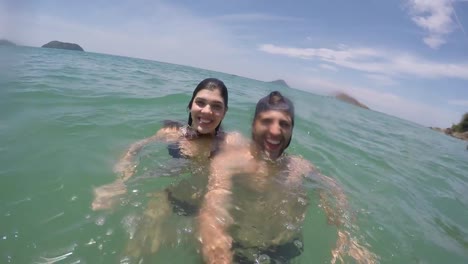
[200,118,212,124]
[266,139,280,145]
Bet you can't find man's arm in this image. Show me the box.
[222,131,249,149]
[287,156,349,226]
[313,172,349,227]
[198,152,235,264]
[198,146,256,264]
[291,157,377,263]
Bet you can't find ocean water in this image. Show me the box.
[1,46,467,264]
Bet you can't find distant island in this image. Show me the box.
[268,79,291,88]
[42,41,84,51]
[430,113,468,141]
[334,92,370,109]
[0,39,16,46]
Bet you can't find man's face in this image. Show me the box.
[252,110,293,160]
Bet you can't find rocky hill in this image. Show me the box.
[267,79,290,88]
[430,113,468,141]
[0,39,16,46]
[334,92,369,109]
[42,41,84,51]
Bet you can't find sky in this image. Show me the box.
[1,0,468,128]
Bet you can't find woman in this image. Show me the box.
[92,77,234,210]
[92,78,245,262]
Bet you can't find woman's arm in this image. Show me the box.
[115,126,180,181]
[92,126,180,211]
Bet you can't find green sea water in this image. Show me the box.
[1,46,467,263]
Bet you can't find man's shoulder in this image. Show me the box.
[287,155,314,172]
[223,131,249,147]
[283,155,315,185]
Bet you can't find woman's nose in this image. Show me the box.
[201,104,212,113]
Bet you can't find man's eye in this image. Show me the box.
[261,119,272,125]
[280,121,291,129]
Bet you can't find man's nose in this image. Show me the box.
[269,123,281,136]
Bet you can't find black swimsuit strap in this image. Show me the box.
[167,142,185,159]
[232,237,304,264]
[165,189,199,216]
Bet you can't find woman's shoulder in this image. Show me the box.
[163,120,185,129]
[155,120,185,141]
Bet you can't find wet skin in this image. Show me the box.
[252,110,293,160]
[190,89,226,135]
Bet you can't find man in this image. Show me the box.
[198,91,376,264]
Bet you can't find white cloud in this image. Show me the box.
[258,44,468,80]
[0,3,14,38]
[448,99,468,106]
[405,0,455,49]
[212,13,303,22]
[423,35,446,49]
[287,75,460,127]
[356,88,460,128]
[319,64,338,71]
[365,74,398,86]
[259,44,381,61]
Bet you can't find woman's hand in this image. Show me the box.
[91,180,127,210]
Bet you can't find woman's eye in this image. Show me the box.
[212,104,223,111]
[195,101,206,107]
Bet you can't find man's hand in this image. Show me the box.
[331,230,378,264]
[199,189,234,264]
[199,224,233,264]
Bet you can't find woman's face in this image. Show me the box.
[190,89,226,135]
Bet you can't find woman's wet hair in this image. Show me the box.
[187,78,228,133]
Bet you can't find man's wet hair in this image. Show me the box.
[254,91,295,126]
